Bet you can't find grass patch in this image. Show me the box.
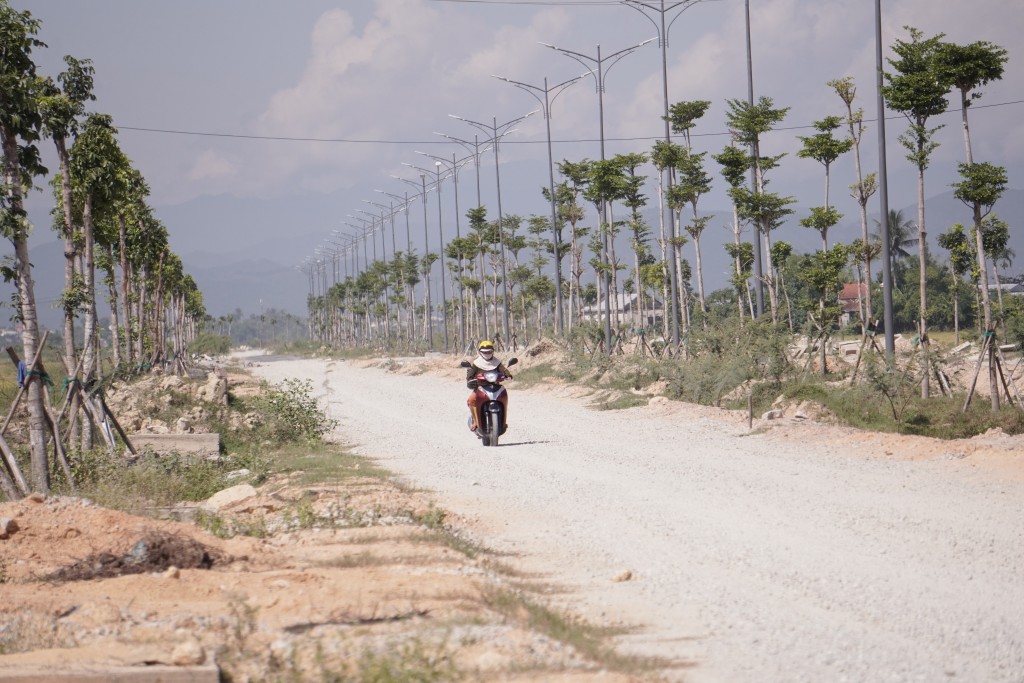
[592,394,650,411]
[272,443,391,487]
[482,587,666,677]
[511,361,559,387]
[57,448,271,514]
[0,614,78,655]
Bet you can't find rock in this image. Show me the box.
[163,566,181,579]
[171,637,206,666]
[161,375,186,391]
[198,373,229,405]
[761,409,784,421]
[612,569,634,583]
[27,492,45,503]
[225,468,251,481]
[0,517,19,539]
[202,484,259,512]
[176,417,193,434]
[142,418,170,434]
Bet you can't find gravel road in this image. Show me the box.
[250,354,1024,683]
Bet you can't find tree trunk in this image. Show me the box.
[3,127,50,492]
[693,231,706,316]
[972,203,997,409]
[120,216,134,364]
[105,246,121,368]
[80,193,98,451]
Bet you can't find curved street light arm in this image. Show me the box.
[623,1,715,42]
[493,73,587,117]
[606,39,656,71]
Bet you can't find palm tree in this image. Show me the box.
[872,209,918,290]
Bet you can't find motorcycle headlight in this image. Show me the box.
[483,370,499,383]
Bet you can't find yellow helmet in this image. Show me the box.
[478,340,494,351]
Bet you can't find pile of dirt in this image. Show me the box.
[0,494,240,582]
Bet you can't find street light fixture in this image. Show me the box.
[493,72,587,337]
[396,169,441,350]
[379,188,420,343]
[416,150,475,352]
[622,0,709,345]
[403,160,453,353]
[541,38,654,354]
[448,110,538,347]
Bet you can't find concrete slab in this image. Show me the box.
[130,433,220,458]
[0,665,220,683]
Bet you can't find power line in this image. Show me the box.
[116,99,1023,146]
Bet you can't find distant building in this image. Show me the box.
[581,292,664,328]
[989,282,1024,296]
[838,282,868,328]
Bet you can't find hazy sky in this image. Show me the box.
[15,0,1024,286]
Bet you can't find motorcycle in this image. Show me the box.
[461,357,518,447]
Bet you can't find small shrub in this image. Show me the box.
[250,378,337,445]
[189,333,231,356]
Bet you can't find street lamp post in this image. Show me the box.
[541,39,654,354]
[874,0,894,358]
[493,72,586,337]
[449,111,537,348]
[391,176,436,346]
[405,161,453,353]
[363,202,396,341]
[380,189,419,343]
[417,150,475,353]
[623,0,707,345]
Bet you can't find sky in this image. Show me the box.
[12,0,1024,316]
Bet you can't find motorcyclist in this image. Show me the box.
[466,340,512,431]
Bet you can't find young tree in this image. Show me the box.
[937,224,973,345]
[0,1,51,492]
[795,243,851,375]
[829,77,878,329]
[650,140,685,337]
[669,149,713,316]
[953,162,1008,409]
[39,54,95,373]
[555,160,591,328]
[69,113,127,408]
[797,115,852,250]
[615,152,650,329]
[933,39,1008,165]
[714,143,753,323]
[882,26,948,398]
[724,96,793,323]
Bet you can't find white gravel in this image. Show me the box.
[249,353,1024,683]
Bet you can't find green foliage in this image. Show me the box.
[797,115,853,172]
[190,333,230,355]
[952,161,1007,213]
[933,39,1008,102]
[60,448,271,512]
[249,378,338,444]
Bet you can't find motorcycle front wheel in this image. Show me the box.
[487,412,500,447]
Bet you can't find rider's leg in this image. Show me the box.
[466,393,481,431]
